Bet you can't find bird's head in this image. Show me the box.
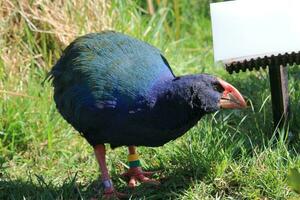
[172,74,247,113]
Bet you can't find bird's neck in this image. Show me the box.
[150,75,203,114]
[144,76,205,139]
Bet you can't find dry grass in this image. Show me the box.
[1,0,112,44]
[0,0,112,95]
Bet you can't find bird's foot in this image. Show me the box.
[102,188,128,200]
[121,167,160,188]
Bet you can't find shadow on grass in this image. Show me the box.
[0,164,209,200]
[0,174,97,200]
[125,165,208,199]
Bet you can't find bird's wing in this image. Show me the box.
[49,32,175,111]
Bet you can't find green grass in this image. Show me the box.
[1,0,300,199]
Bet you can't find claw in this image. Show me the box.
[122,167,160,188]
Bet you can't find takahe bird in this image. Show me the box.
[48,31,246,198]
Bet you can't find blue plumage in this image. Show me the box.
[49,31,223,148]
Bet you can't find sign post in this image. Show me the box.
[210,0,300,129]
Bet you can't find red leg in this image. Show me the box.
[122,146,160,188]
[94,144,127,199]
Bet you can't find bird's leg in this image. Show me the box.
[122,146,160,188]
[94,144,127,199]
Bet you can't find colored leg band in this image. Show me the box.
[102,179,113,189]
[128,153,141,168]
[128,153,139,162]
[129,160,141,168]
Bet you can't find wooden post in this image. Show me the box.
[268,65,289,129]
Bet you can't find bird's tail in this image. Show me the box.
[41,70,55,86]
[41,58,62,86]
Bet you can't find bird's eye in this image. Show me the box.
[212,82,224,93]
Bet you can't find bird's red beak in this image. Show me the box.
[218,78,247,109]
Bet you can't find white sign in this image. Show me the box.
[210,0,300,64]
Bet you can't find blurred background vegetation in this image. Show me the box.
[0,0,299,199]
